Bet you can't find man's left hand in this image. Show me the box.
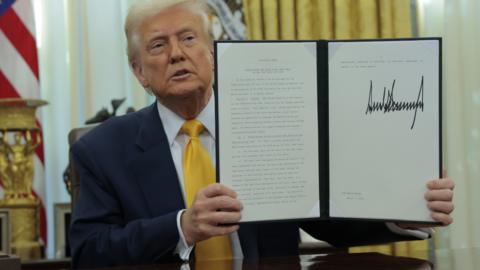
[397,177,455,229]
[424,177,455,225]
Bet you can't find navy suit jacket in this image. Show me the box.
[70,103,415,268]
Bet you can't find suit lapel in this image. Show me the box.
[129,104,261,258]
[130,104,184,217]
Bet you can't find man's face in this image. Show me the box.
[132,4,213,111]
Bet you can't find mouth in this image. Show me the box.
[171,69,191,80]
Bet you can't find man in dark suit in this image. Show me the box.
[70,0,455,268]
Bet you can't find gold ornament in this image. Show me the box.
[0,98,47,260]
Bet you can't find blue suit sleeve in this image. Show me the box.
[69,139,181,268]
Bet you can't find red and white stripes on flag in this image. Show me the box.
[0,0,47,246]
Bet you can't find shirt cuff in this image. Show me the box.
[175,209,194,261]
[386,222,434,239]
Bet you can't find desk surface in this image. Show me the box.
[21,247,480,270]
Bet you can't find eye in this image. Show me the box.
[183,34,196,45]
[149,40,166,54]
[152,42,164,49]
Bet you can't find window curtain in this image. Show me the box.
[242,0,429,259]
[419,0,480,254]
[243,0,412,40]
[34,0,150,258]
[441,0,480,252]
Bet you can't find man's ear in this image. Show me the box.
[131,61,149,88]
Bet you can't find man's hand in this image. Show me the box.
[425,177,455,225]
[397,176,455,229]
[181,183,243,245]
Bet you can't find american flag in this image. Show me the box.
[0,0,47,247]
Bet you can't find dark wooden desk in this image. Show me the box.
[0,254,20,270]
[21,248,480,270]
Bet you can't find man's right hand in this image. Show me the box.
[180,183,243,245]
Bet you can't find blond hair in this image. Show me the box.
[124,0,211,64]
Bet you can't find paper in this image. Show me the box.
[215,39,441,224]
[328,40,440,222]
[216,42,320,222]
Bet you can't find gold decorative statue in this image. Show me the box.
[1,131,41,200]
[0,98,47,260]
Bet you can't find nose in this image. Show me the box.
[169,39,185,64]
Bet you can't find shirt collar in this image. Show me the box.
[157,92,216,146]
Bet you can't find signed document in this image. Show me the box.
[215,39,441,223]
[328,40,440,222]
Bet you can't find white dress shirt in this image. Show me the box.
[156,95,243,261]
[156,94,431,261]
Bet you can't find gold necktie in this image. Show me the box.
[182,119,233,261]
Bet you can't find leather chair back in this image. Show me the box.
[68,125,97,210]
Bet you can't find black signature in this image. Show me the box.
[365,76,424,129]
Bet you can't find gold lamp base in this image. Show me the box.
[0,98,48,260]
[0,198,43,260]
[11,242,43,261]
